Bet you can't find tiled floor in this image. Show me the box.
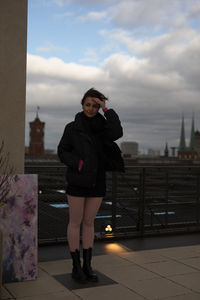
[2,235,200,300]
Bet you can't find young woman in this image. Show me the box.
[57,88,124,283]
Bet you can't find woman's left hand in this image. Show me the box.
[93,98,106,110]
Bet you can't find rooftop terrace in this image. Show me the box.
[2,233,200,300]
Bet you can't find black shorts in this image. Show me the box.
[66,178,106,197]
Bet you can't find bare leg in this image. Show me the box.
[82,197,103,249]
[67,195,85,252]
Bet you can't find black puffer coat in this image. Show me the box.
[57,109,124,188]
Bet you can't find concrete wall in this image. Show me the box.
[0,0,28,173]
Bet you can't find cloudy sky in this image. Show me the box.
[26,0,200,154]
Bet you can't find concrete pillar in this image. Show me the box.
[0,0,28,173]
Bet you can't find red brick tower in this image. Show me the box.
[29,107,45,156]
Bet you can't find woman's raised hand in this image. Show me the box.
[93,97,106,110]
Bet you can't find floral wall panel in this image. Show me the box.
[0,174,38,283]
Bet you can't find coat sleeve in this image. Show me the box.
[103,109,123,141]
[57,124,80,169]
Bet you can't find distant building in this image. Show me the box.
[26,108,59,165]
[29,107,45,156]
[147,148,160,157]
[163,144,177,157]
[170,147,177,157]
[178,115,198,160]
[121,141,138,158]
[195,131,200,156]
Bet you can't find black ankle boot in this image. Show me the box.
[70,249,88,283]
[82,248,98,282]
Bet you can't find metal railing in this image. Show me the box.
[25,164,200,244]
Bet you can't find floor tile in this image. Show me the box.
[179,257,200,271]
[39,259,72,275]
[4,275,66,298]
[163,292,200,300]
[92,253,133,268]
[170,272,200,293]
[194,246,200,253]
[118,251,168,264]
[74,284,146,300]
[36,267,51,278]
[53,270,117,290]
[15,290,79,300]
[97,263,159,285]
[2,286,15,300]
[142,260,198,277]
[127,277,191,300]
[180,245,200,252]
[157,246,200,260]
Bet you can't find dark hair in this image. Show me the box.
[81,88,108,105]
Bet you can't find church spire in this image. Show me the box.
[189,114,197,152]
[35,106,40,121]
[164,142,169,157]
[179,114,186,151]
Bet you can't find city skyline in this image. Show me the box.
[26,0,200,151]
[27,108,200,156]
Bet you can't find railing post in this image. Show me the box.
[165,168,169,226]
[111,172,117,233]
[196,174,200,224]
[138,167,145,236]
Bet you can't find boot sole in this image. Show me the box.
[82,268,98,282]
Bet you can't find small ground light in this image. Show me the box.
[105,224,112,233]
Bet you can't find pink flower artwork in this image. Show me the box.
[0,174,38,283]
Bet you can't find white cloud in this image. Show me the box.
[96,0,198,35]
[77,11,107,22]
[35,42,69,54]
[27,54,108,82]
[109,0,176,29]
[51,0,119,6]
